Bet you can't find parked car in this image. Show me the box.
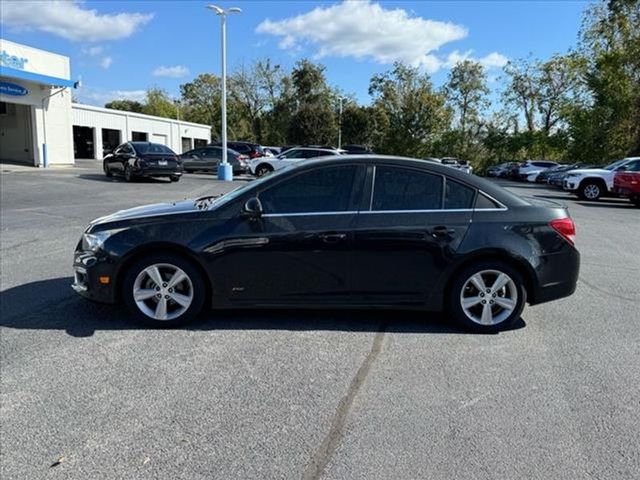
[517,160,558,180]
[487,162,513,177]
[342,144,372,154]
[262,146,281,157]
[535,164,578,184]
[613,160,640,207]
[563,157,640,200]
[525,170,545,182]
[180,146,248,175]
[440,157,473,174]
[74,155,579,333]
[103,142,183,182]
[249,147,341,177]
[547,164,597,188]
[212,141,265,160]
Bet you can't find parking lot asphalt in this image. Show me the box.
[1,163,639,480]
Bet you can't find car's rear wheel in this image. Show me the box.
[122,254,206,327]
[255,164,273,177]
[578,180,602,201]
[103,161,112,177]
[448,261,526,333]
[170,175,180,182]
[631,196,640,208]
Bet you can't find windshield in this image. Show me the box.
[133,143,175,155]
[603,159,627,170]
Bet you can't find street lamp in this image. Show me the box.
[207,4,242,181]
[337,97,347,149]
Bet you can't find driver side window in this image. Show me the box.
[259,166,358,214]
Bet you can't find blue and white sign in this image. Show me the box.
[0,81,28,96]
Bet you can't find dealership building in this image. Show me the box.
[0,39,211,167]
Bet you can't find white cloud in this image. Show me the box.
[82,45,104,57]
[440,50,509,70]
[256,0,468,71]
[1,0,153,42]
[152,65,189,78]
[75,87,146,106]
[99,56,113,69]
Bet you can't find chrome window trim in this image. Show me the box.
[262,211,358,218]
[369,166,377,211]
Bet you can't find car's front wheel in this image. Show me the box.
[103,161,112,177]
[448,261,527,333]
[578,180,603,201]
[122,254,206,327]
[170,175,181,182]
[124,164,134,182]
[255,164,274,177]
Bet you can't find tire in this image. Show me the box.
[122,253,206,327]
[255,164,273,177]
[578,180,602,201]
[124,163,134,182]
[447,261,527,333]
[103,161,112,177]
[170,175,181,182]
[632,196,640,208]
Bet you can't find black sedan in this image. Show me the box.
[180,146,249,174]
[74,156,579,333]
[103,142,183,182]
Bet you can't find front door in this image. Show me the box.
[350,165,473,305]
[219,164,364,304]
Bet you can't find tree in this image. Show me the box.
[444,60,490,158]
[369,63,451,156]
[179,74,221,139]
[142,87,178,119]
[502,58,540,133]
[287,60,337,145]
[104,99,144,113]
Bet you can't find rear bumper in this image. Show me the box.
[529,248,580,305]
[136,166,183,177]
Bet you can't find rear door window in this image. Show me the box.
[371,166,443,211]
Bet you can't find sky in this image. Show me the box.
[1,0,591,107]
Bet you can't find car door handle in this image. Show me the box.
[429,226,455,237]
[319,233,347,243]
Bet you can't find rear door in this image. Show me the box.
[350,165,474,305]
[202,147,222,169]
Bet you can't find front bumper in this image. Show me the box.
[72,250,117,303]
[563,178,579,191]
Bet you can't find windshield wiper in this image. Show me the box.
[194,194,224,210]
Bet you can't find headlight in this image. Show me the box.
[82,231,113,252]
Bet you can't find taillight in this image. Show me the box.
[550,217,576,246]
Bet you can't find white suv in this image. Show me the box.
[517,160,557,180]
[249,147,340,177]
[563,157,640,200]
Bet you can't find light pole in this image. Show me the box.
[207,4,242,181]
[337,97,347,149]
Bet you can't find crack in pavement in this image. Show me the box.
[302,324,387,480]
[578,278,636,302]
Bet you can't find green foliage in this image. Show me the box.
[104,99,144,113]
[142,87,178,119]
[369,63,451,157]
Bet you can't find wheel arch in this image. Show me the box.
[114,242,213,303]
[440,249,537,307]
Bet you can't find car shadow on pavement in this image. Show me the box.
[77,174,171,183]
[1,278,525,337]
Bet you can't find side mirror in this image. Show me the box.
[241,197,263,218]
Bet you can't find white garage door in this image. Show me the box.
[152,133,167,145]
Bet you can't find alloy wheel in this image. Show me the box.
[132,263,194,321]
[460,269,518,326]
[583,183,600,200]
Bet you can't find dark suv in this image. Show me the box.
[212,141,265,159]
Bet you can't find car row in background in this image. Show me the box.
[249,146,343,176]
[487,157,640,206]
[423,157,473,175]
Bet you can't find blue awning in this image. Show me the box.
[0,65,77,88]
